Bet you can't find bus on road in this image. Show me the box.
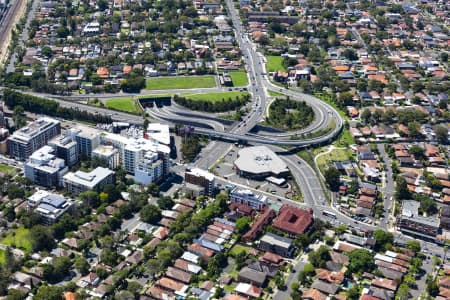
[322,210,337,219]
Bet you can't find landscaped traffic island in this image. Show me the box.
[173,92,250,112]
[267,98,315,130]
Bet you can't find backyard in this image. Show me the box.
[1,227,32,253]
[145,76,216,90]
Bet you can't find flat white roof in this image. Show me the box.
[146,123,170,146]
[186,168,214,181]
[63,167,113,188]
[235,146,288,176]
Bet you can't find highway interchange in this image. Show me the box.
[2,0,446,265]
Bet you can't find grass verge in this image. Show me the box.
[183,91,249,102]
[145,76,216,90]
[105,97,142,114]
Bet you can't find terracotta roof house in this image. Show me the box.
[272,205,313,235]
[96,67,109,78]
[302,288,327,300]
[165,267,191,284]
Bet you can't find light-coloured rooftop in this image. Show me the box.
[63,167,114,188]
[234,146,288,176]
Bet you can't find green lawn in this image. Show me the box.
[316,148,354,172]
[228,71,248,86]
[1,227,32,252]
[105,97,142,114]
[183,91,249,102]
[145,76,216,90]
[268,90,285,97]
[266,56,286,72]
[0,249,4,265]
[229,244,252,257]
[0,163,18,175]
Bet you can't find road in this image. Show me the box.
[6,0,40,73]
[273,261,307,300]
[377,144,394,230]
[0,0,26,65]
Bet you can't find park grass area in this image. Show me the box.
[145,76,216,90]
[266,56,286,72]
[0,163,18,175]
[183,91,248,102]
[334,128,355,147]
[228,71,248,86]
[315,148,354,172]
[0,249,4,265]
[1,227,32,253]
[105,97,142,114]
[229,244,252,257]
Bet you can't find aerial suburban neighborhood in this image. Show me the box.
[0,0,447,299]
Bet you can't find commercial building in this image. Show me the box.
[259,232,294,257]
[24,146,68,187]
[28,190,74,225]
[134,151,165,185]
[102,133,170,179]
[234,146,289,180]
[229,188,267,211]
[8,117,61,160]
[49,133,79,167]
[92,145,120,169]
[272,205,314,236]
[185,168,215,196]
[398,200,440,240]
[67,126,101,159]
[63,167,115,195]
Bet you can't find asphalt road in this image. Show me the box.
[377,144,394,230]
[6,0,39,73]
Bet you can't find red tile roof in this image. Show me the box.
[272,205,313,235]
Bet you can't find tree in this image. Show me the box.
[74,257,90,276]
[373,229,394,252]
[140,204,162,224]
[101,248,118,266]
[361,108,371,124]
[417,194,437,215]
[347,284,361,300]
[235,216,252,234]
[79,190,100,208]
[7,289,27,300]
[7,184,24,200]
[34,285,65,300]
[114,291,135,300]
[395,177,411,200]
[324,166,341,192]
[426,277,439,297]
[30,225,55,252]
[342,48,358,61]
[347,249,374,274]
[409,145,425,161]
[406,240,421,253]
[434,125,448,144]
[396,283,410,300]
[157,196,174,210]
[308,245,330,268]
